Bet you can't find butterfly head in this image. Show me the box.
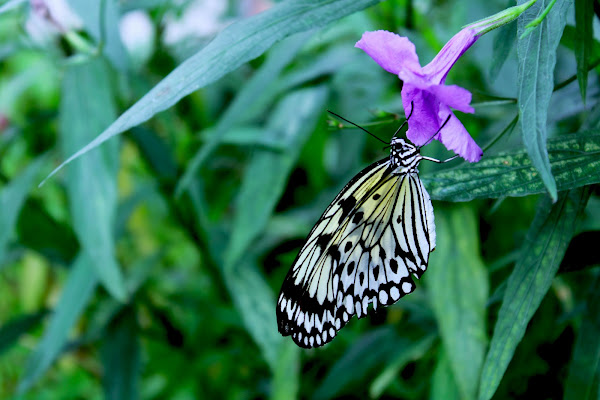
[390,137,422,173]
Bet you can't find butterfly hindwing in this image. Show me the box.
[277,157,436,348]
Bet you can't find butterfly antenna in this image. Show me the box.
[417,114,452,150]
[327,110,388,144]
[392,101,415,138]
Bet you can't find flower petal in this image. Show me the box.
[437,105,482,162]
[398,69,474,114]
[356,30,421,75]
[402,85,440,146]
[429,84,474,114]
[422,28,477,84]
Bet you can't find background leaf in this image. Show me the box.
[41,0,384,184]
[426,204,488,400]
[0,156,46,264]
[60,58,126,301]
[225,86,328,268]
[563,274,600,400]
[574,0,594,102]
[18,253,98,392]
[478,188,591,400]
[100,307,140,400]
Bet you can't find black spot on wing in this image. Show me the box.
[390,259,398,274]
[352,211,364,224]
[344,241,352,253]
[316,233,332,249]
[373,265,380,280]
[347,261,355,275]
[338,196,357,223]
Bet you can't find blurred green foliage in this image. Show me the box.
[0,0,599,399]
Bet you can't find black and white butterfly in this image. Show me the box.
[276,113,453,349]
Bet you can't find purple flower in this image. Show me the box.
[356,29,483,162]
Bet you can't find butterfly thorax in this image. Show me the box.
[390,137,422,174]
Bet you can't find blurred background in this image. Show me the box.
[0,0,599,399]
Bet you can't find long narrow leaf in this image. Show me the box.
[313,328,402,400]
[176,31,311,196]
[41,0,384,185]
[427,205,488,400]
[0,310,48,356]
[478,188,591,400]
[226,260,285,371]
[0,156,47,265]
[60,59,126,301]
[574,0,594,102]
[225,86,328,269]
[516,0,571,201]
[271,339,300,400]
[18,253,99,392]
[431,347,462,400]
[564,274,600,400]
[101,308,140,400]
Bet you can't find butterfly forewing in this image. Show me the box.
[277,148,436,349]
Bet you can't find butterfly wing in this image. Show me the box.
[277,160,436,348]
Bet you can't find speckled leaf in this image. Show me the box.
[423,131,600,201]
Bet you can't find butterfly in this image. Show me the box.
[276,112,453,349]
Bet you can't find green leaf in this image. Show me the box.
[224,86,328,269]
[0,310,48,356]
[431,347,462,400]
[0,155,47,265]
[101,308,140,400]
[477,188,591,400]
[129,127,178,181]
[368,334,436,398]
[17,198,79,265]
[427,205,488,400]
[271,340,300,400]
[489,12,516,81]
[312,327,401,400]
[60,58,126,301]
[422,130,600,201]
[65,0,128,71]
[42,0,385,185]
[574,0,594,102]
[19,253,99,392]
[561,25,600,70]
[564,274,600,400]
[176,31,312,196]
[516,0,571,201]
[225,260,285,371]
